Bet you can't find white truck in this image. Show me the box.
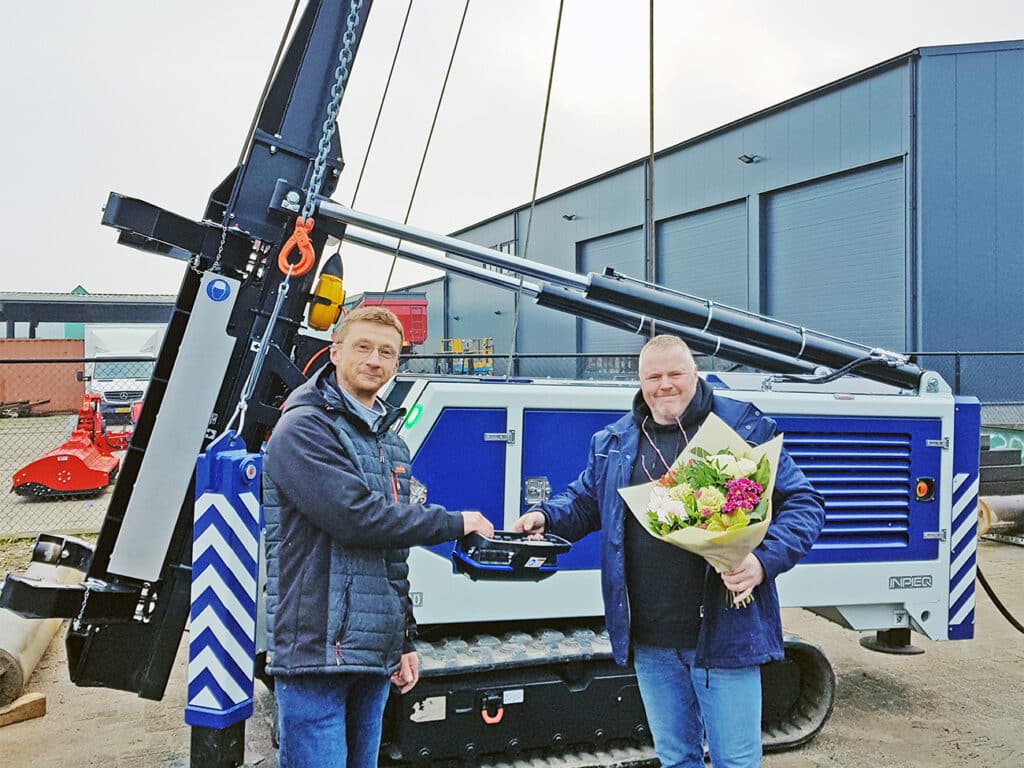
[83,324,165,425]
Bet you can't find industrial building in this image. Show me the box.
[438,40,1023,411]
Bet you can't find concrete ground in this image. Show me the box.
[0,540,1022,767]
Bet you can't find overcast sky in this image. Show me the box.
[1,0,1021,296]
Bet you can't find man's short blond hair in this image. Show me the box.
[639,334,696,367]
[332,305,405,345]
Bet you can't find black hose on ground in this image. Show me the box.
[977,566,1024,634]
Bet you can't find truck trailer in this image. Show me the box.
[82,324,165,425]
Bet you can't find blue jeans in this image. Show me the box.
[275,673,392,768]
[632,645,762,768]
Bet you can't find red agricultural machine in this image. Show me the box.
[10,395,138,499]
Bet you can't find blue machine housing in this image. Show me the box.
[399,374,978,645]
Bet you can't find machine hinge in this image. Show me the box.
[523,476,552,506]
[923,529,947,542]
[484,429,516,445]
[925,437,949,449]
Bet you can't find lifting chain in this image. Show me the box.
[302,0,364,224]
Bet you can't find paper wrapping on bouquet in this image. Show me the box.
[618,412,784,574]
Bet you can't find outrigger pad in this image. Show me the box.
[452,531,571,582]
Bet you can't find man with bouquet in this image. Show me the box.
[513,335,824,768]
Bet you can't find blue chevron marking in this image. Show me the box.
[191,548,256,611]
[948,397,980,640]
[188,627,252,690]
[189,599,253,657]
[194,506,259,562]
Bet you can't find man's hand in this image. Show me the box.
[512,510,546,539]
[461,511,495,538]
[391,651,419,694]
[721,553,765,606]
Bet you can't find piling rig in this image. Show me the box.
[0,2,980,766]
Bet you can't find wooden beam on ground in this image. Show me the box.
[0,692,46,728]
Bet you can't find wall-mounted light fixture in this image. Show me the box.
[561,213,578,221]
[737,153,761,164]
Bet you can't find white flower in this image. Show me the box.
[648,487,686,524]
[661,499,687,521]
[729,457,757,478]
[710,453,757,479]
[709,454,737,475]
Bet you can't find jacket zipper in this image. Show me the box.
[620,445,633,638]
[391,466,406,503]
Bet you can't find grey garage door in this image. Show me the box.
[577,227,645,356]
[765,161,906,351]
[656,199,749,309]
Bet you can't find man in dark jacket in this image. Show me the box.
[514,335,824,768]
[264,306,494,768]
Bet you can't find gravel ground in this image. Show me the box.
[0,539,1021,767]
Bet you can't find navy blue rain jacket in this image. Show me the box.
[539,393,825,669]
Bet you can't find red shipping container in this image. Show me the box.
[0,339,86,414]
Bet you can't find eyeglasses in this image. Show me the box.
[336,340,398,361]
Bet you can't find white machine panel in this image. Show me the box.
[109,274,240,581]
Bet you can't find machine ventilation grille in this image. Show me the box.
[785,431,912,550]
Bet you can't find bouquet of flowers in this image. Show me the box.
[619,412,784,608]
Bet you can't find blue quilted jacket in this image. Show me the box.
[263,365,464,677]
[539,393,825,669]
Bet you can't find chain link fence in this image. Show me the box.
[1,357,152,537]
[2,352,1020,537]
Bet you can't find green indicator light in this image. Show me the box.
[404,403,423,429]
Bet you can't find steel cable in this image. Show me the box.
[504,0,565,380]
[380,0,471,300]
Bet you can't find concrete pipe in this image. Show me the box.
[0,561,83,707]
[978,495,1024,535]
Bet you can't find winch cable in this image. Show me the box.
[238,0,303,166]
[644,0,657,340]
[379,0,471,301]
[503,0,565,381]
[348,0,415,212]
[323,0,414,298]
[977,566,1024,634]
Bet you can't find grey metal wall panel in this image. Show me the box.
[454,214,516,252]
[445,274,514,355]
[765,161,906,351]
[656,200,749,309]
[578,227,645,356]
[918,45,1024,358]
[514,300,578,379]
[452,168,645,379]
[514,167,645,378]
[655,65,908,221]
[516,166,645,273]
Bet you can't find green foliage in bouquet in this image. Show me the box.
[645,448,771,536]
